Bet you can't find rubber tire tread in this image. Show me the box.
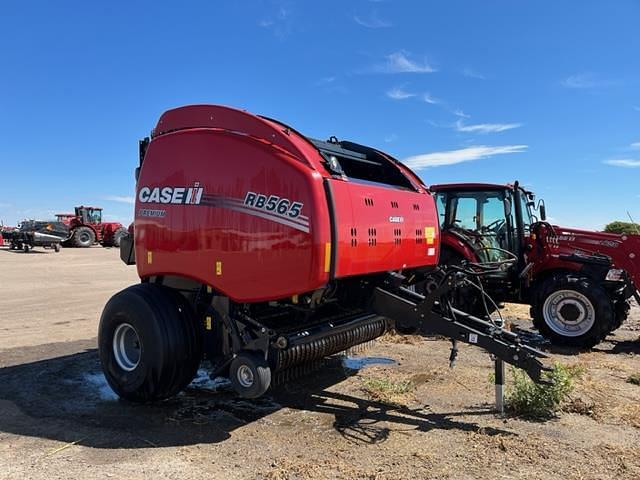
[98,283,202,402]
[531,275,614,348]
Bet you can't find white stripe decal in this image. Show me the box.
[224,205,310,233]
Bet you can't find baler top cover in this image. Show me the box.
[136,105,440,302]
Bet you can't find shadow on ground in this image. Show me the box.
[0,346,513,449]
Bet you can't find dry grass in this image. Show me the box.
[361,376,415,406]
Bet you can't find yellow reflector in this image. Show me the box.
[324,242,332,273]
[147,251,153,264]
[424,227,436,245]
[216,261,222,276]
[205,316,212,330]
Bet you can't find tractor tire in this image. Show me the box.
[98,283,202,402]
[531,275,614,348]
[71,226,95,248]
[611,299,631,331]
[229,352,272,399]
[112,227,127,248]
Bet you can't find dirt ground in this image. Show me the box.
[2,246,640,479]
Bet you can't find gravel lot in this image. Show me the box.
[1,246,640,479]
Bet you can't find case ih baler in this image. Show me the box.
[98,105,549,402]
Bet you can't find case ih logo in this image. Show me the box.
[138,182,204,205]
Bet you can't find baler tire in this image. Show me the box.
[53,243,61,253]
[71,227,95,248]
[98,283,202,402]
[531,275,614,348]
[229,352,271,399]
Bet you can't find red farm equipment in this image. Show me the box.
[431,182,640,348]
[56,206,126,248]
[97,105,550,403]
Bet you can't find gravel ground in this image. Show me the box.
[1,246,640,479]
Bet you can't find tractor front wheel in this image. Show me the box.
[98,283,202,402]
[71,226,95,248]
[532,275,614,348]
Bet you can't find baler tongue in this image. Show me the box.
[372,281,551,385]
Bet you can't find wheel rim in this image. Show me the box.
[113,323,141,371]
[542,289,595,337]
[236,364,255,388]
[80,232,91,244]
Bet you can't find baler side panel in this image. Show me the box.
[328,179,440,278]
[136,129,331,302]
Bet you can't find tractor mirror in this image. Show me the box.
[135,167,140,182]
[539,200,547,221]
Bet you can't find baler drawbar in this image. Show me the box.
[98,104,549,404]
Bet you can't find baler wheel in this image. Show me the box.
[229,352,272,399]
[72,226,95,248]
[98,283,202,402]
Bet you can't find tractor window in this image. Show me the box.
[453,197,478,230]
[482,195,507,234]
[518,191,533,234]
[435,193,447,228]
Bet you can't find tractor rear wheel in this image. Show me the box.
[98,283,202,402]
[71,226,95,248]
[112,227,127,248]
[532,275,614,348]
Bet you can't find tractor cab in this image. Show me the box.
[430,181,547,304]
[432,182,543,265]
[76,206,103,225]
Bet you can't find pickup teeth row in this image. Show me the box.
[275,318,386,371]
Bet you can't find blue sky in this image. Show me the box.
[0,1,638,229]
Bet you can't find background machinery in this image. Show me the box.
[56,206,126,248]
[431,182,639,348]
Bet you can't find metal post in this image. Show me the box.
[495,358,505,414]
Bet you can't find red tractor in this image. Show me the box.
[56,206,126,248]
[431,182,640,348]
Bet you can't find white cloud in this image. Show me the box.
[462,67,485,80]
[384,133,398,143]
[354,11,392,28]
[453,109,470,118]
[315,76,336,85]
[422,93,440,104]
[403,145,528,169]
[258,6,293,40]
[561,73,618,89]
[455,119,522,133]
[386,86,415,100]
[630,142,640,149]
[604,159,640,168]
[104,195,135,205]
[373,51,436,74]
